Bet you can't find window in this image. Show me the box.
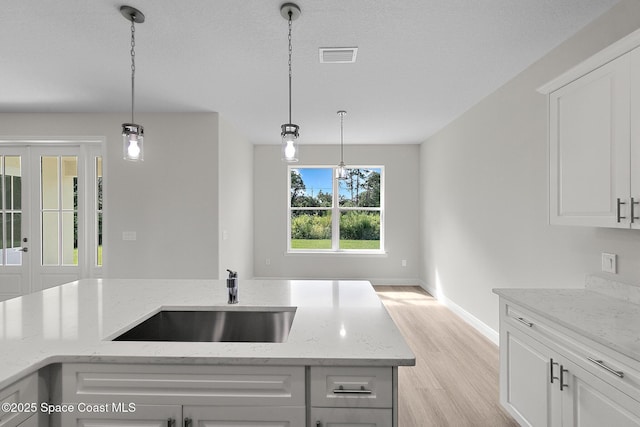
[289,166,383,252]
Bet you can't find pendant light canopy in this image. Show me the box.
[120,5,145,162]
[336,110,348,180]
[280,3,301,163]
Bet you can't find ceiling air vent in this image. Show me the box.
[319,47,358,63]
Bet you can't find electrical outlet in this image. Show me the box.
[122,231,136,241]
[265,258,271,265]
[401,259,407,267]
[601,253,617,274]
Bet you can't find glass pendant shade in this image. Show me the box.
[281,123,299,162]
[122,123,144,161]
[336,161,348,180]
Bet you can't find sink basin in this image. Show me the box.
[113,309,296,343]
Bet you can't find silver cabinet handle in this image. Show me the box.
[332,385,372,394]
[167,418,175,427]
[632,198,639,223]
[514,317,533,327]
[560,366,569,391]
[316,422,321,427]
[184,417,192,427]
[617,198,627,223]
[587,357,624,378]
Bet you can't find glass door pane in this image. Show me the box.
[41,156,78,266]
[1,156,23,266]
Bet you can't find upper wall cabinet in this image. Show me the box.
[539,29,640,229]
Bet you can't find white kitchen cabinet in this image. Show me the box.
[0,373,39,427]
[539,28,640,228]
[70,404,181,427]
[499,299,640,427]
[547,53,630,227]
[58,363,306,427]
[184,405,305,426]
[311,407,392,427]
[310,367,394,427]
[501,324,561,426]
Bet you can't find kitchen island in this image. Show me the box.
[0,279,415,426]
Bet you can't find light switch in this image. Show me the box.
[122,231,137,241]
[601,253,616,274]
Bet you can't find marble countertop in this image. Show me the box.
[0,279,415,390]
[493,288,640,363]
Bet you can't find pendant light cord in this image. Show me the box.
[340,113,344,162]
[288,11,293,124]
[130,18,136,124]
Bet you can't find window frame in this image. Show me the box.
[287,165,385,254]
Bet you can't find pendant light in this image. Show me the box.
[120,5,145,162]
[280,3,301,163]
[336,110,348,180]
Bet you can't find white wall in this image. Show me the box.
[254,144,421,283]
[0,112,219,279]
[419,0,640,337]
[218,117,254,280]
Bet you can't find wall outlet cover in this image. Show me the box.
[601,252,617,274]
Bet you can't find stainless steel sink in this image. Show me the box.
[113,309,296,343]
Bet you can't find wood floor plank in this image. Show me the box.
[375,286,518,427]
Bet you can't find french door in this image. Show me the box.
[0,143,102,301]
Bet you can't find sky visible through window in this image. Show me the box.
[295,167,381,199]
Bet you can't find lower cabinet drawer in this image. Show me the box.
[310,367,392,408]
[311,407,392,427]
[62,363,305,406]
[0,373,38,427]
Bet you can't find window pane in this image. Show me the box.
[62,211,77,265]
[339,211,380,250]
[6,156,21,210]
[42,157,59,210]
[96,157,103,211]
[97,212,103,266]
[0,213,3,265]
[291,168,332,207]
[291,210,332,249]
[62,157,78,210]
[7,213,22,265]
[339,168,381,208]
[42,212,59,266]
[96,157,103,267]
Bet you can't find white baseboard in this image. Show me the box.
[419,281,499,346]
[251,276,422,286]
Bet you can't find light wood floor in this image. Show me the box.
[374,286,518,427]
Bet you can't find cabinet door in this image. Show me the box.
[561,358,640,427]
[65,404,181,427]
[500,325,561,426]
[184,405,305,426]
[629,47,640,229]
[311,407,392,427]
[549,53,630,227]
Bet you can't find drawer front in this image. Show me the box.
[503,301,640,403]
[62,364,305,406]
[310,367,392,408]
[0,373,38,427]
[311,407,392,427]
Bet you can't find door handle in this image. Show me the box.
[560,366,569,391]
[632,198,639,223]
[550,358,559,384]
[617,198,627,223]
[17,247,28,253]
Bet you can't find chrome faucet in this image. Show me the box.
[226,269,238,304]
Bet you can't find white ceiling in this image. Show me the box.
[0,0,620,145]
